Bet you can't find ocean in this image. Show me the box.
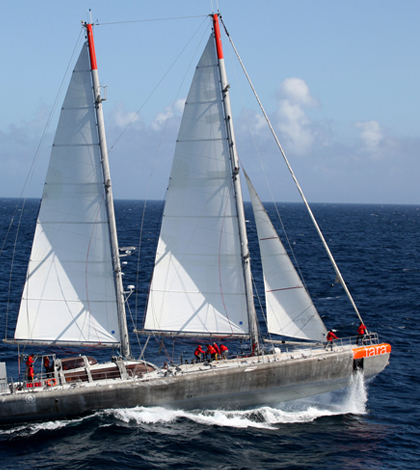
[0,199,418,469]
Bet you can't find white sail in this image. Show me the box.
[143,36,249,337]
[245,173,327,341]
[14,43,120,346]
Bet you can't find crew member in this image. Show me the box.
[325,329,338,350]
[219,344,229,359]
[43,356,51,376]
[356,322,367,345]
[27,365,34,382]
[26,354,34,368]
[213,342,220,361]
[194,345,205,362]
[206,344,216,361]
[25,354,35,381]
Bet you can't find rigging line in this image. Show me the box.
[223,34,322,341]
[134,22,211,324]
[107,16,209,155]
[219,17,365,325]
[311,278,338,301]
[125,297,142,350]
[96,15,208,26]
[4,29,85,339]
[223,30,312,300]
[251,275,268,343]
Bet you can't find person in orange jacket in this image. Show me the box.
[194,345,205,362]
[325,329,338,350]
[356,322,367,345]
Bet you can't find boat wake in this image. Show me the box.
[0,415,91,437]
[109,371,368,429]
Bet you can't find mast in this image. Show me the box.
[212,14,259,347]
[85,23,131,358]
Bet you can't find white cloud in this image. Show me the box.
[151,98,185,130]
[109,102,142,128]
[275,78,319,156]
[277,77,318,107]
[355,120,383,153]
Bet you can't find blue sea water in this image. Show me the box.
[0,199,419,469]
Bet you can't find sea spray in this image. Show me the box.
[107,372,368,429]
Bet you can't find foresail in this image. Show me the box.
[14,43,120,346]
[245,173,327,342]
[143,36,249,337]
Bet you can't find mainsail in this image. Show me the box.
[245,173,327,342]
[14,42,120,347]
[143,36,249,337]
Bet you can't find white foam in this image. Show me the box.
[109,371,368,429]
[110,406,277,429]
[0,413,98,436]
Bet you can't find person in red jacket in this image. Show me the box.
[219,344,229,359]
[27,365,34,382]
[206,344,216,361]
[26,354,34,368]
[212,342,220,361]
[356,322,367,345]
[194,345,205,362]
[325,329,338,350]
[25,354,35,381]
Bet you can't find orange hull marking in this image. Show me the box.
[353,343,391,360]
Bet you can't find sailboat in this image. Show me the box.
[0,14,390,425]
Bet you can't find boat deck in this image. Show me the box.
[0,334,383,397]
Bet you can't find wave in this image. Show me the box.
[0,414,97,437]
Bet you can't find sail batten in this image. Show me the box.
[14,42,120,347]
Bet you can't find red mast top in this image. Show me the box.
[86,23,98,70]
[212,14,224,60]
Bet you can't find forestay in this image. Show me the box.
[245,173,327,342]
[14,43,120,346]
[143,36,249,337]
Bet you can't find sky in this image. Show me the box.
[0,0,418,204]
